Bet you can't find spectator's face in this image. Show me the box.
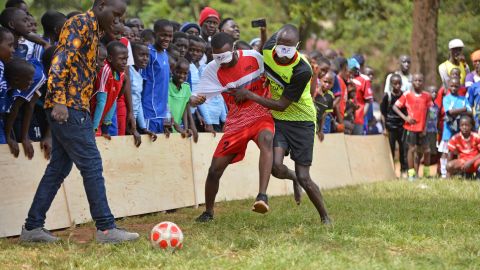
[185,27,199,37]
[412,74,424,92]
[96,0,127,37]
[450,47,463,62]
[11,9,31,35]
[173,63,189,85]
[460,118,472,136]
[133,45,149,69]
[318,62,330,79]
[365,67,374,81]
[321,74,334,92]
[221,20,240,40]
[399,56,410,73]
[174,37,189,58]
[449,79,460,95]
[427,87,437,100]
[28,16,37,33]
[390,77,402,93]
[201,17,219,37]
[188,41,205,62]
[155,25,173,50]
[97,47,107,72]
[124,26,134,41]
[450,68,460,79]
[108,47,128,73]
[129,18,144,32]
[0,31,15,62]
[130,27,141,42]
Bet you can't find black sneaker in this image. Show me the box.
[252,193,269,214]
[195,211,214,222]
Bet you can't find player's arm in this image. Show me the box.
[240,90,293,112]
[24,32,50,49]
[5,98,25,157]
[20,93,41,159]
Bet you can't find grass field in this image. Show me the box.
[1,179,480,270]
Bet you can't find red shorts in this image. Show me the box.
[450,158,480,173]
[213,116,274,164]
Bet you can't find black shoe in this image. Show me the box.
[252,193,269,214]
[293,181,302,205]
[195,211,214,222]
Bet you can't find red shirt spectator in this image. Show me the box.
[352,75,372,125]
[394,91,432,132]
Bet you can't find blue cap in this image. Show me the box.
[180,22,201,34]
[352,54,365,66]
[348,58,360,70]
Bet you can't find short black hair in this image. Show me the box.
[66,11,81,19]
[141,29,154,40]
[460,114,474,124]
[131,41,148,53]
[316,55,330,66]
[4,57,34,82]
[41,46,57,75]
[153,19,172,33]
[278,24,299,42]
[219,18,233,31]
[234,40,252,50]
[211,32,234,50]
[41,10,66,35]
[170,20,181,32]
[106,40,127,56]
[333,56,347,71]
[173,31,188,43]
[390,73,402,82]
[188,35,206,45]
[175,57,190,69]
[167,43,179,57]
[0,7,24,29]
[5,0,26,8]
[0,26,13,41]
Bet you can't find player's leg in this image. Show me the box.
[294,163,331,224]
[252,129,274,213]
[446,159,464,175]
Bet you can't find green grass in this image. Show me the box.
[1,179,480,270]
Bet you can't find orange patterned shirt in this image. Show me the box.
[44,10,100,111]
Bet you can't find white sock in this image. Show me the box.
[440,158,447,178]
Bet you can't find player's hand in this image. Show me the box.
[317,131,325,142]
[229,88,251,103]
[192,128,199,143]
[22,139,34,160]
[383,130,389,137]
[40,136,52,160]
[133,130,142,147]
[51,103,68,123]
[127,113,137,135]
[190,95,206,106]
[145,130,157,142]
[312,63,320,77]
[405,116,417,125]
[7,137,19,158]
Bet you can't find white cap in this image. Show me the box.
[449,39,464,49]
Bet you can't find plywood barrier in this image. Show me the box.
[0,133,394,237]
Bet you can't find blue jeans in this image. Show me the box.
[25,108,115,231]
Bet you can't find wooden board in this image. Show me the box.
[63,135,196,225]
[0,144,72,238]
[191,133,289,205]
[345,135,396,183]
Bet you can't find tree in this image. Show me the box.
[411,0,439,86]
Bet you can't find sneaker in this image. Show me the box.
[96,228,139,244]
[19,226,60,243]
[195,211,214,222]
[293,181,302,205]
[408,169,416,182]
[252,193,269,214]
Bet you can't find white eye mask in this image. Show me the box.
[213,51,234,65]
[275,44,297,59]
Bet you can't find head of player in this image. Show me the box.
[211,32,238,68]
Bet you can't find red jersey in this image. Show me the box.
[90,62,125,127]
[394,91,432,132]
[352,75,373,125]
[337,74,348,119]
[448,132,480,160]
[198,50,271,134]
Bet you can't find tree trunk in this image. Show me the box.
[411,0,440,86]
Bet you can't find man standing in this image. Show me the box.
[232,25,331,224]
[20,0,139,243]
[384,55,412,95]
[439,39,468,89]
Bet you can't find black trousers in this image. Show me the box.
[388,128,408,172]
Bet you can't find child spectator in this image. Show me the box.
[313,71,335,139]
[447,115,480,178]
[187,35,207,131]
[91,41,128,138]
[141,29,155,46]
[393,73,432,180]
[168,57,197,140]
[97,44,107,72]
[180,22,201,37]
[344,82,358,134]
[380,74,407,177]
[0,27,15,143]
[438,77,472,178]
[425,85,440,177]
[2,58,35,150]
[172,32,189,58]
[130,42,157,140]
[142,19,173,133]
[349,58,373,135]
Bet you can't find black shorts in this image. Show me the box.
[273,119,314,166]
[404,130,428,147]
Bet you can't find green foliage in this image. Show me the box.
[2,180,480,269]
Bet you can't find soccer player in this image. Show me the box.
[192,32,275,222]
[231,24,331,224]
[447,115,480,178]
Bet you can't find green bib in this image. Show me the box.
[263,48,316,122]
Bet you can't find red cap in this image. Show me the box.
[198,7,220,26]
